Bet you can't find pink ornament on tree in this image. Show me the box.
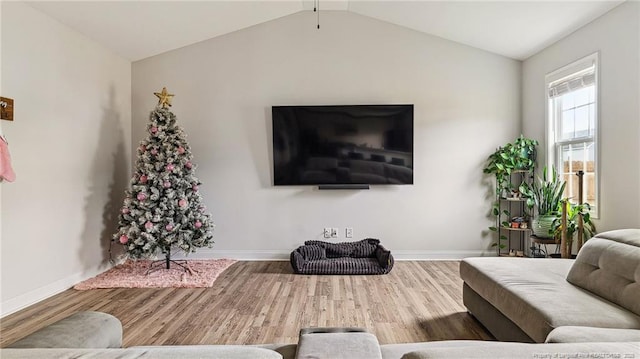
[139,145,146,152]
[166,164,175,172]
[119,235,129,244]
[137,193,147,201]
[195,221,202,229]
[150,126,158,134]
[166,224,174,231]
[121,208,129,214]
[150,148,158,155]
[185,161,192,169]
[163,181,171,188]
[139,175,148,184]
[178,199,188,208]
[145,221,153,230]
[177,146,185,154]
[192,185,198,192]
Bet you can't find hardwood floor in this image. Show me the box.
[0,261,493,347]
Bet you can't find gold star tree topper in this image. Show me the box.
[154,87,174,108]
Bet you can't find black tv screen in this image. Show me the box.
[272,105,414,186]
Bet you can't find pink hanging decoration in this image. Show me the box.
[178,199,187,208]
[166,224,174,231]
[177,146,185,154]
[121,208,129,214]
[192,185,198,192]
[0,138,16,182]
[163,181,171,188]
[166,163,175,172]
[137,193,147,201]
[150,126,158,134]
[195,221,202,229]
[119,235,129,244]
[139,175,148,184]
[185,161,192,169]
[150,148,158,155]
[145,221,153,229]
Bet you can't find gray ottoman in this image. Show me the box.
[296,327,382,359]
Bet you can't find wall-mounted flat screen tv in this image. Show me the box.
[272,105,413,186]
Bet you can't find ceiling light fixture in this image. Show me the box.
[314,0,320,29]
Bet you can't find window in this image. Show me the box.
[546,53,599,217]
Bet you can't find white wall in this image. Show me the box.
[522,1,640,230]
[132,11,521,260]
[0,2,131,315]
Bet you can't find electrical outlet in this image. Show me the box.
[331,228,338,238]
[346,227,353,238]
[324,228,331,238]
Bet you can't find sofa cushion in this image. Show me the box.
[398,342,640,359]
[296,329,382,359]
[566,229,640,316]
[460,258,640,343]
[545,326,640,343]
[7,311,122,349]
[381,340,496,359]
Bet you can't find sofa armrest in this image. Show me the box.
[375,245,394,269]
[545,326,640,343]
[8,311,122,349]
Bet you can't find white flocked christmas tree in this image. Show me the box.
[114,88,214,268]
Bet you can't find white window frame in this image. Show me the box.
[545,52,599,218]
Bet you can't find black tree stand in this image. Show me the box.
[146,248,193,275]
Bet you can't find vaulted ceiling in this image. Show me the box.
[26,1,624,62]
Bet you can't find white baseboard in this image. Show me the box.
[171,249,493,261]
[391,250,493,260]
[0,265,109,318]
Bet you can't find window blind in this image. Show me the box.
[548,70,595,98]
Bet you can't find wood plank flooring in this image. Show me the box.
[0,261,493,347]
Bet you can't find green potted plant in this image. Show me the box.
[484,135,538,248]
[519,166,566,238]
[484,135,538,198]
[551,200,596,258]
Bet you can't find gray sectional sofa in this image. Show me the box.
[2,229,639,358]
[461,228,640,343]
[2,317,637,359]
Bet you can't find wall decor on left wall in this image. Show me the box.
[0,97,14,121]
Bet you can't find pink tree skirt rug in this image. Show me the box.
[74,259,237,290]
